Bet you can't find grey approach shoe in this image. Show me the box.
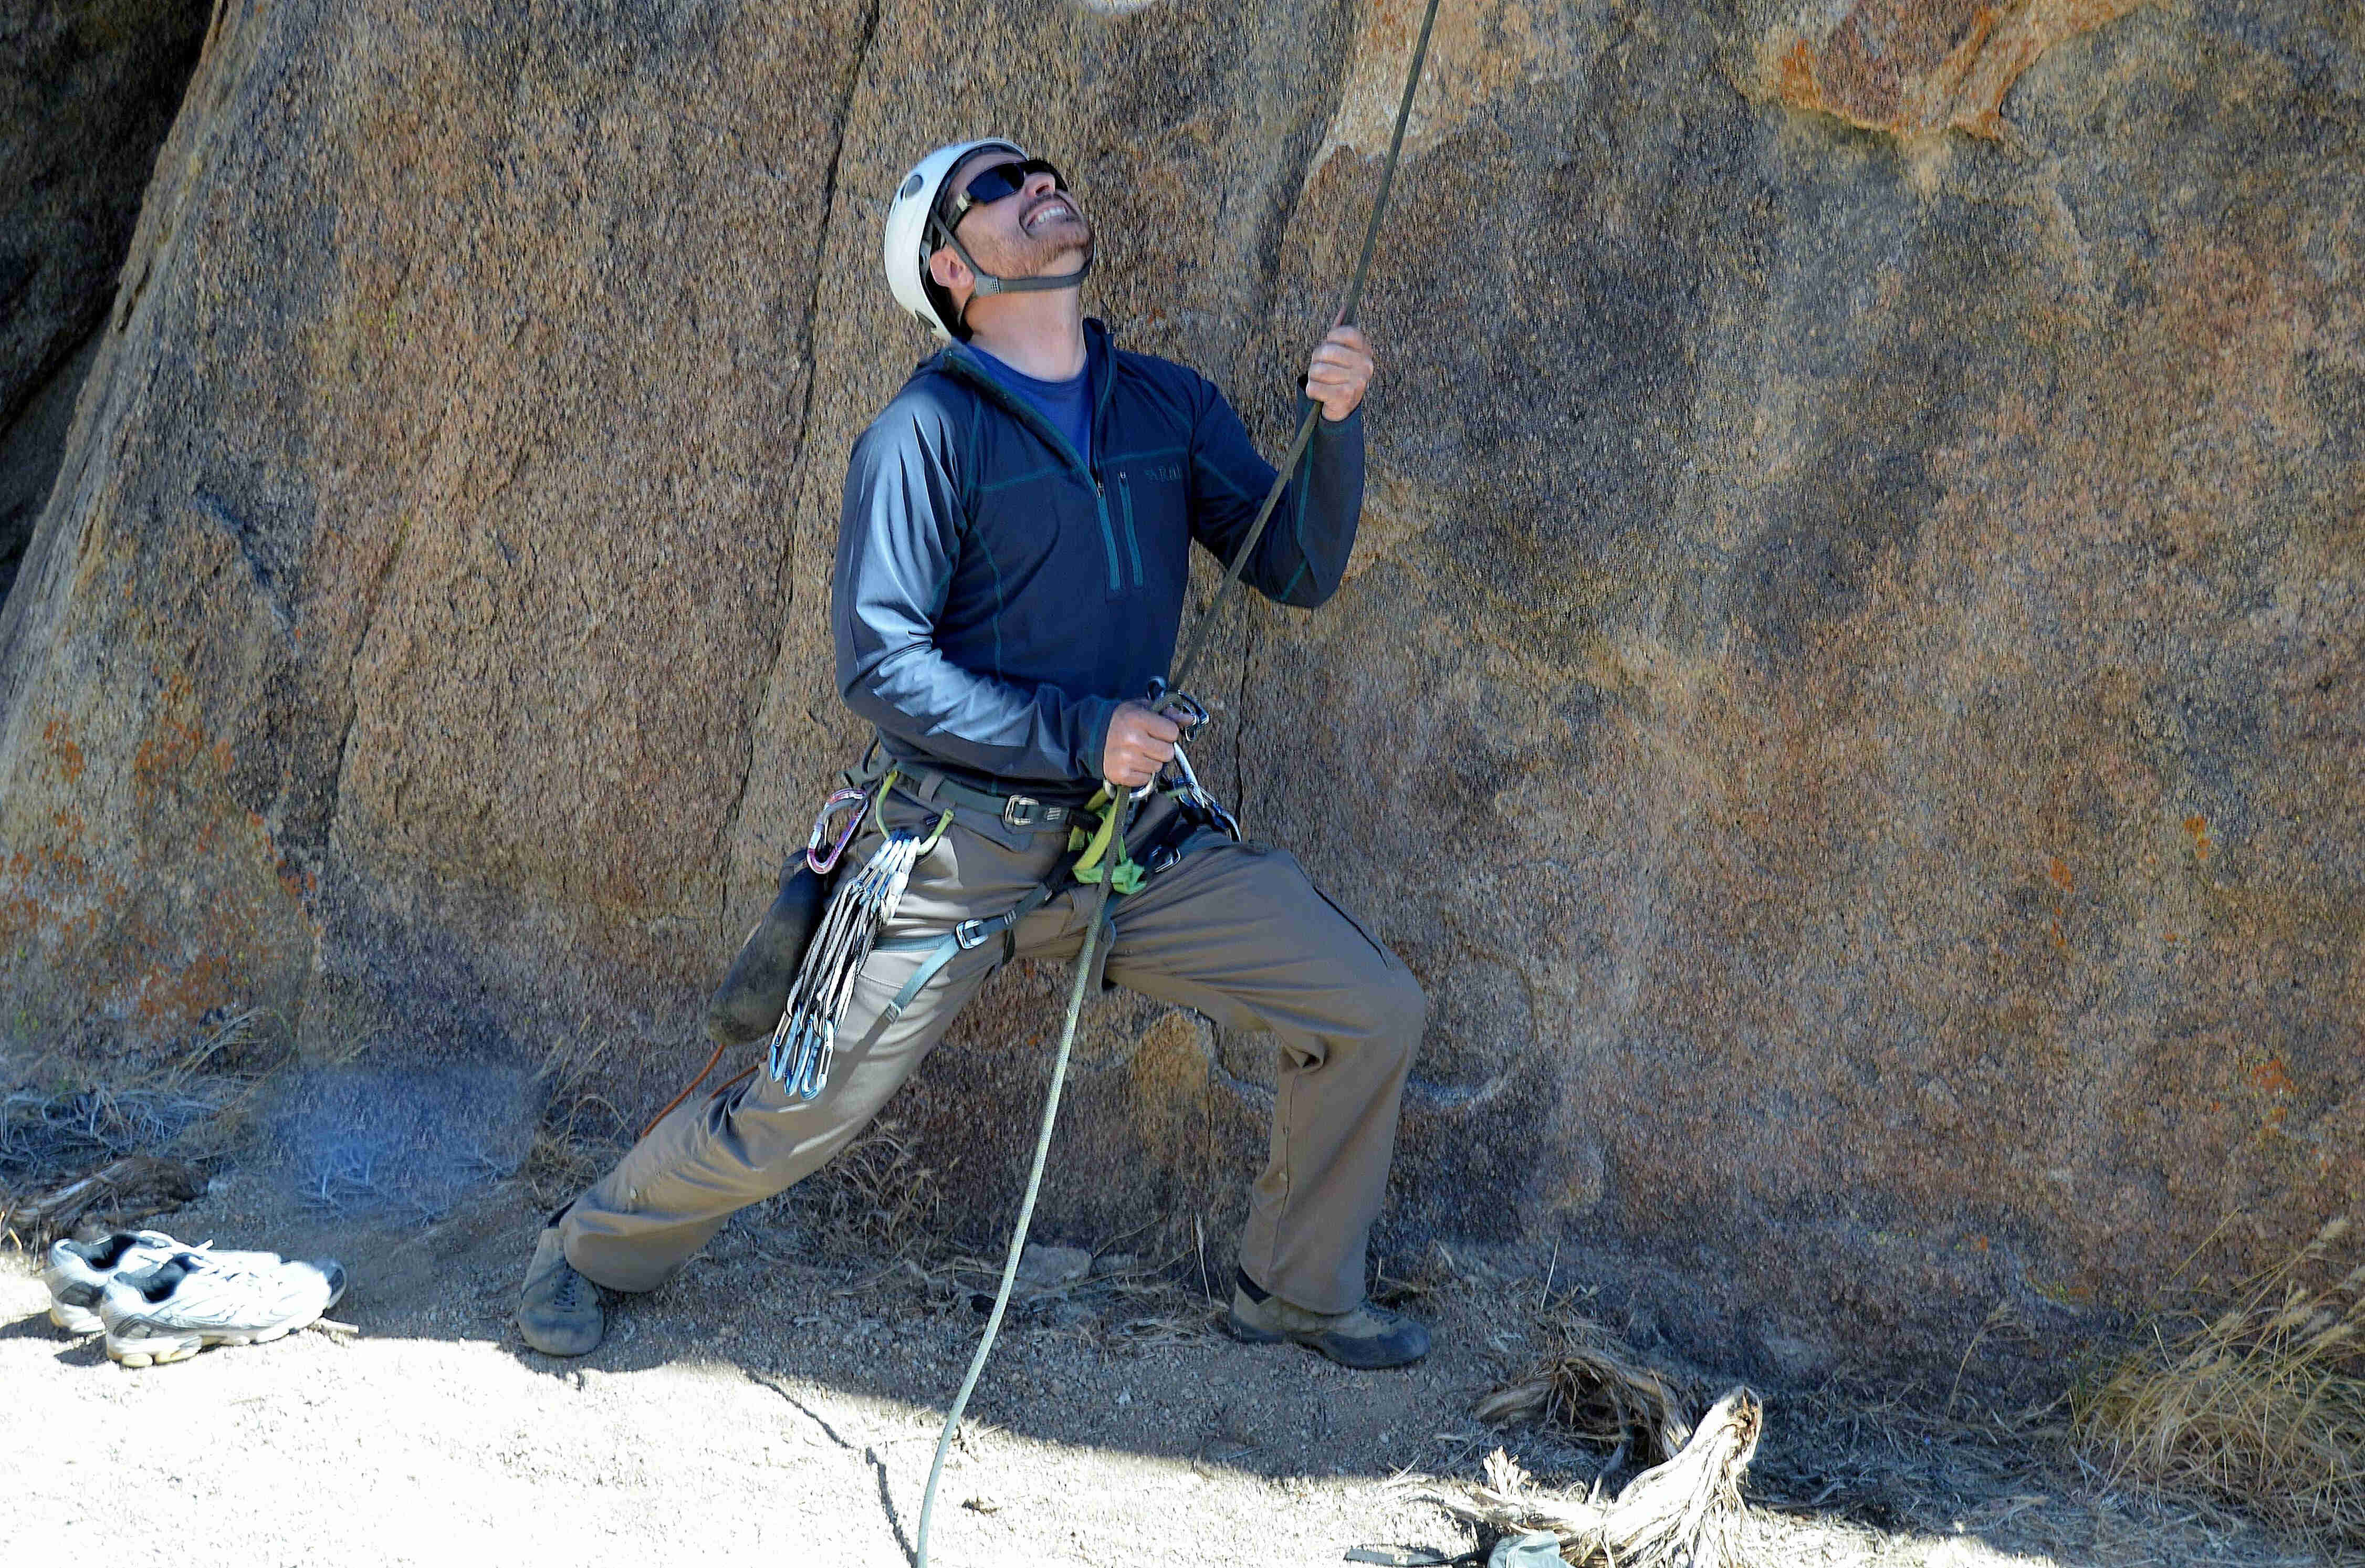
[517,1227,604,1356]
[1224,1270,1430,1370]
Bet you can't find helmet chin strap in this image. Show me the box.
[932,221,1093,311]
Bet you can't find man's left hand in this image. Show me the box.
[1305,325,1373,423]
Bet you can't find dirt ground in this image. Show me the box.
[1,1166,2339,1568]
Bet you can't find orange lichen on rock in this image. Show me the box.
[1763,0,2149,143]
[129,677,213,797]
[41,715,85,782]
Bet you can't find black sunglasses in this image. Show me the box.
[939,158,1066,229]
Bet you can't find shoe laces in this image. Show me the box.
[549,1262,591,1310]
[168,1247,278,1285]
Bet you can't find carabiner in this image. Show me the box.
[806,788,870,874]
[1164,689,1210,731]
[1169,741,1243,842]
[797,1021,835,1101]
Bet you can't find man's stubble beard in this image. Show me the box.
[979,212,1095,284]
[1037,215,1094,279]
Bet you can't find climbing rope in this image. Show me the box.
[913,3,1442,1562]
[1163,0,1438,706]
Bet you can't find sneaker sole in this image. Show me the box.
[106,1310,326,1367]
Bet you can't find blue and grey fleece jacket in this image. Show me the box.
[832,317,1363,798]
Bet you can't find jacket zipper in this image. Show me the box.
[1092,477,1122,593]
[942,343,1128,593]
[1116,473,1144,589]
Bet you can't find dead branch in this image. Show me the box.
[1421,1387,1762,1568]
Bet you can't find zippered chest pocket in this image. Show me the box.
[1093,476,1134,598]
[1108,460,1187,603]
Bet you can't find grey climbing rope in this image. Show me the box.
[914,4,1441,1561]
[1164,0,1439,706]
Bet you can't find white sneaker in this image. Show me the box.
[98,1251,347,1367]
[41,1231,281,1334]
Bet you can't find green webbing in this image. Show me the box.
[914,4,1440,1561]
[1068,789,1145,893]
[917,808,954,854]
[1067,787,1120,874]
[863,767,899,838]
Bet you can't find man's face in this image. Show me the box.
[936,150,1093,288]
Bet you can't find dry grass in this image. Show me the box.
[0,1011,285,1245]
[1433,1294,1757,1567]
[1374,1239,1483,1308]
[1475,1309,1693,1468]
[807,1117,945,1257]
[1,1154,210,1245]
[2075,1215,2365,1554]
[519,1091,629,1210]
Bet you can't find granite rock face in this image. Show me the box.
[2,0,2358,1371]
[0,0,214,598]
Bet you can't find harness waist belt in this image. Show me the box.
[851,754,1083,833]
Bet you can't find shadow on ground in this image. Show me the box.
[3,1145,2331,1568]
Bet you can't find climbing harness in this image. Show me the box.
[866,723,1220,1033]
[766,775,951,1102]
[913,4,1442,1562]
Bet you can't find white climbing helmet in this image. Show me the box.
[882,138,1090,341]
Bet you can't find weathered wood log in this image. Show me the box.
[3,1155,207,1245]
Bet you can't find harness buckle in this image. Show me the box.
[1002,794,1040,827]
[955,917,994,950]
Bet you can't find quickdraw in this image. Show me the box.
[766,775,950,1101]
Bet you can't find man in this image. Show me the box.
[517,139,1429,1369]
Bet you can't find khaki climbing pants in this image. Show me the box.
[558,785,1425,1315]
